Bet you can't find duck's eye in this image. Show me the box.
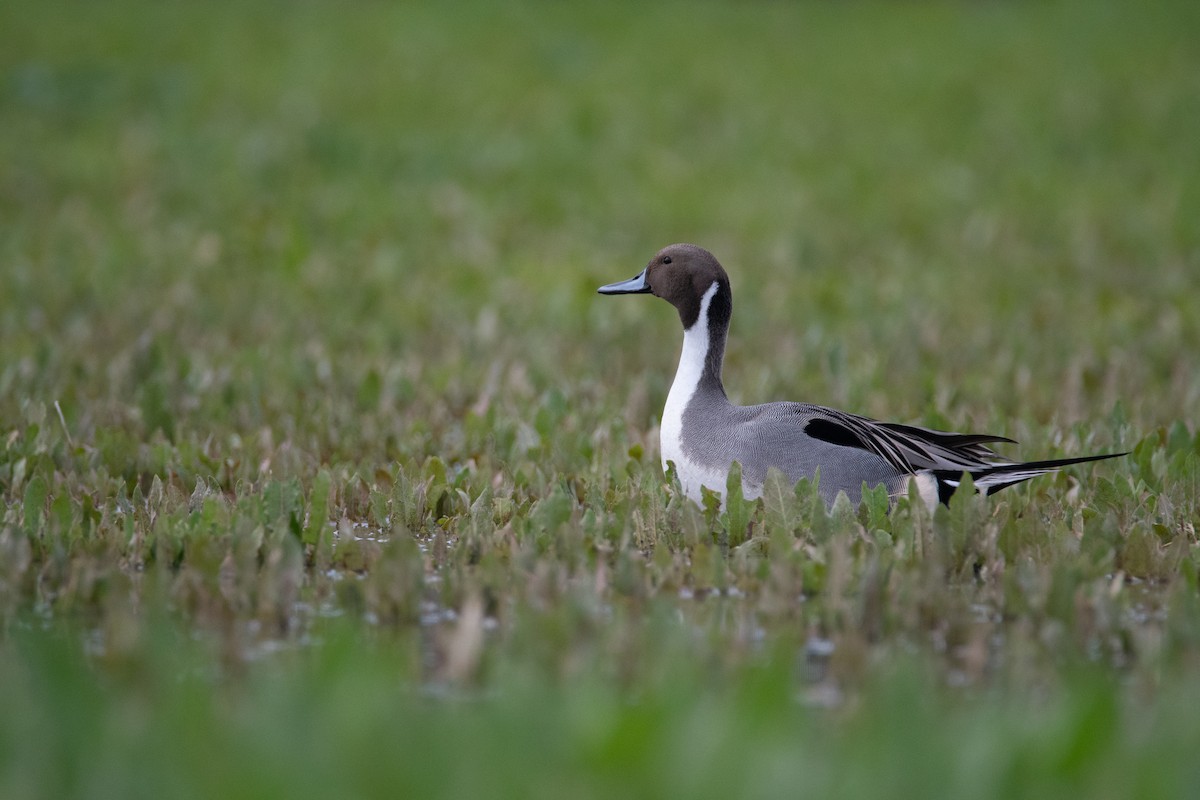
[662,256,672,264]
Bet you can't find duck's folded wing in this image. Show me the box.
[794,405,1124,503]
[801,407,1016,474]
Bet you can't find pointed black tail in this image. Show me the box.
[932,451,1127,505]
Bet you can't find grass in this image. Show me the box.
[2,0,1200,797]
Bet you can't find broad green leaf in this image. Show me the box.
[304,469,332,545]
[23,475,48,535]
[762,467,801,538]
[723,462,756,548]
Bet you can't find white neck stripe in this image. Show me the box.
[686,281,720,333]
[660,282,721,497]
[674,281,719,394]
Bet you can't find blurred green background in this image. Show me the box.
[2,0,1199,798]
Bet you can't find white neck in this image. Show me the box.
[660,282,719,479]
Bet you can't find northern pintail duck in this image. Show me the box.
[599,243,1123,509]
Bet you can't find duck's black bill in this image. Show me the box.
[597,269,651,295]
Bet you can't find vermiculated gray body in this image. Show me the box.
[681,396,906,505]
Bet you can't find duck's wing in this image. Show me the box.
[799,405,1125,501]
[801,407,1015,474]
